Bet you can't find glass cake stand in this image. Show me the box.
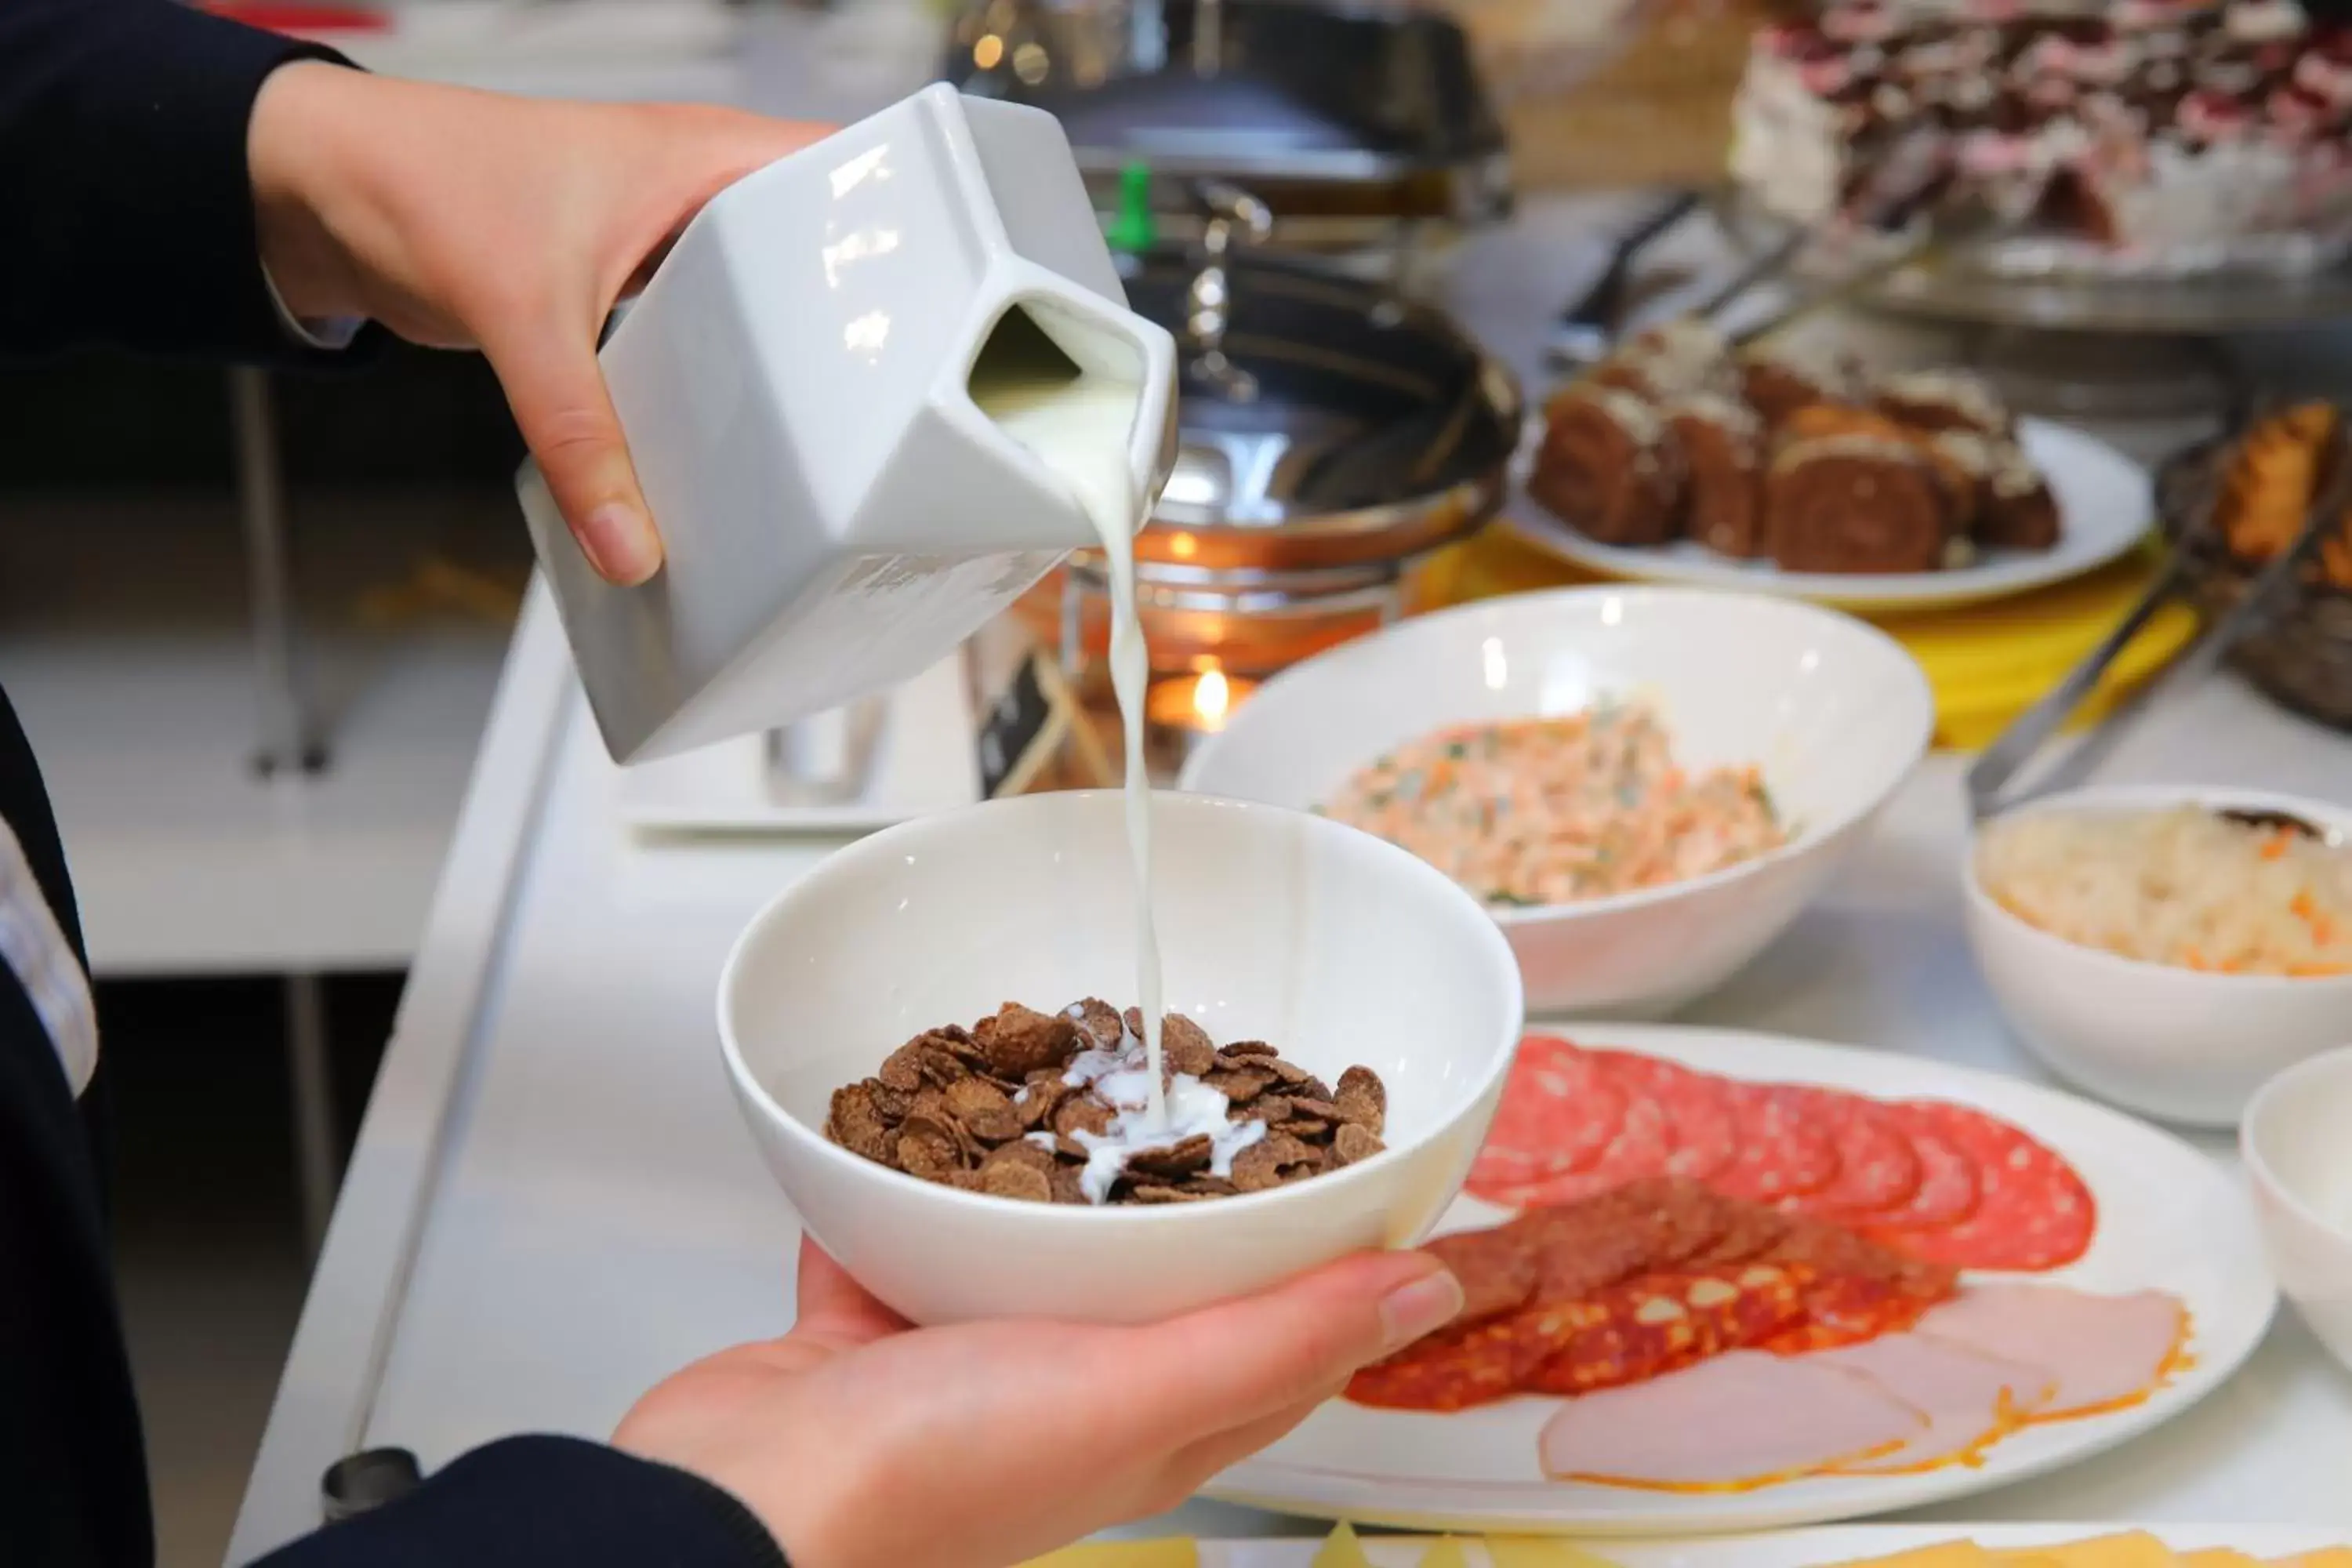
[1713,189,2352,332]
[1706,195,2352,419]
[1864,253,2352,335]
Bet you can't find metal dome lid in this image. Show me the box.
[947,0,1511,221]
[1109,191,1523,573]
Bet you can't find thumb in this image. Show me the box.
[1104,1250,1464,1446]
[485,324,664,586]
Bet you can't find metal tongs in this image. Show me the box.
[1558,130,1980,370]
[1965,426,2352,820]
[1546,191,1700,369]
[1711,130,1983,349]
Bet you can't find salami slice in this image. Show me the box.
[1711,1082,1842,1203]
[1762,1272,1946,1354]
[1687,1200,1792,1267]
[1522,1175,1733,1302]
[1762,1210,1961,1304]
[1856,1109,1981,1232]
[1772,1088,1923,1221]
[1421,1226,1540,1327]
[1491,1091,1673,1207]
[1867,1102,2096,1272]
[1344,1316,1526,1411]
[1588,1051,1740,1181]
[1520,1263,1814,1396]
[1465,1036,1624,1199]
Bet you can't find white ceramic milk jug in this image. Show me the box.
[521,84,1179,765]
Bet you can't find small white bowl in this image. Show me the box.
[1965,783,2352,1128]
[2244,1046,2352,1374]
[1179,586,1933,1017]
[717,790,1524,1327]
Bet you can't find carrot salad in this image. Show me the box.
[1320,703,1788,908]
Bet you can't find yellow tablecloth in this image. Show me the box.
[1410,530,2199,752]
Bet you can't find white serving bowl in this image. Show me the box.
[1964,783,2352,1128]
[1179,586,1933,1017]
[2245,1046,2352,1374]
[717,790,1524,1327]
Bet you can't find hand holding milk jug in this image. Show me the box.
[520,84,1180,765]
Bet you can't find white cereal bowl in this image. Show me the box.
[1178,586,1933,1017]
[1964,783,2352,1129]
[717,789,1524,1327]
[2245,1046,2352,1373]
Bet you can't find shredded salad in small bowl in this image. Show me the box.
[1976,805,2352,978]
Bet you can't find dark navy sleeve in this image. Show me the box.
[252,1436,789,1568]
[0,0,379,364]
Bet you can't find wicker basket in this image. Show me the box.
[2157,434,2352,732]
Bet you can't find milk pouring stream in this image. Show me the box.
[974,373,1166,1123]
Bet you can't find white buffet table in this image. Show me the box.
[229,579,2352,1563]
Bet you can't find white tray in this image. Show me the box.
[612,655,978,835]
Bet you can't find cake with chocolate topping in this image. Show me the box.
[1733,0,2352,274]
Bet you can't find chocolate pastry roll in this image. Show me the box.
[1980,444,2063,549]
[1531,387,1686,546]
[1766,434,1961,573]
[1666,394,1767,557]
[1930,430,2060,550]
[1875,368,2016,437]
[1739,346,1860,429]
[1784,406,1980,537]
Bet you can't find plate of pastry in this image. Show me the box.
[1504,324,2152,612]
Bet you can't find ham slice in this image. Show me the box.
[1815,1333,2058,1473]
[1911,1284,2189,1418]
[1537,1350,1926,1488]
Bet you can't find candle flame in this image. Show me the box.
[1193,668,1230,725]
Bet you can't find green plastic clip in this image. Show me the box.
[1105,161,1157,254]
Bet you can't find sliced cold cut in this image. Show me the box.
[1776,1089,1924,1221]
[1911,1284,2190,1417]
[1713,1082,1842,1203]
[1467,1036,1624,1198]
[1860,1109,1982,1232]
[1816,1333,2058,1473]
[1497,1093,1675,1207]
[1755,1211,1962,1351]
[1537,1350,1928,1489]
[1588,1051,1739,1181]
[1765,1271,1944,1354]
[1421,1225,1540,1327]
[1521,1175,1731,1301]
[1343,1312,1532,1412]
[1867,1102,2096,1272]
[1519,1262,1813,1395]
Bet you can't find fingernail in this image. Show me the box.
[1379,1265,1465,1355]
[580,503,662,586]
